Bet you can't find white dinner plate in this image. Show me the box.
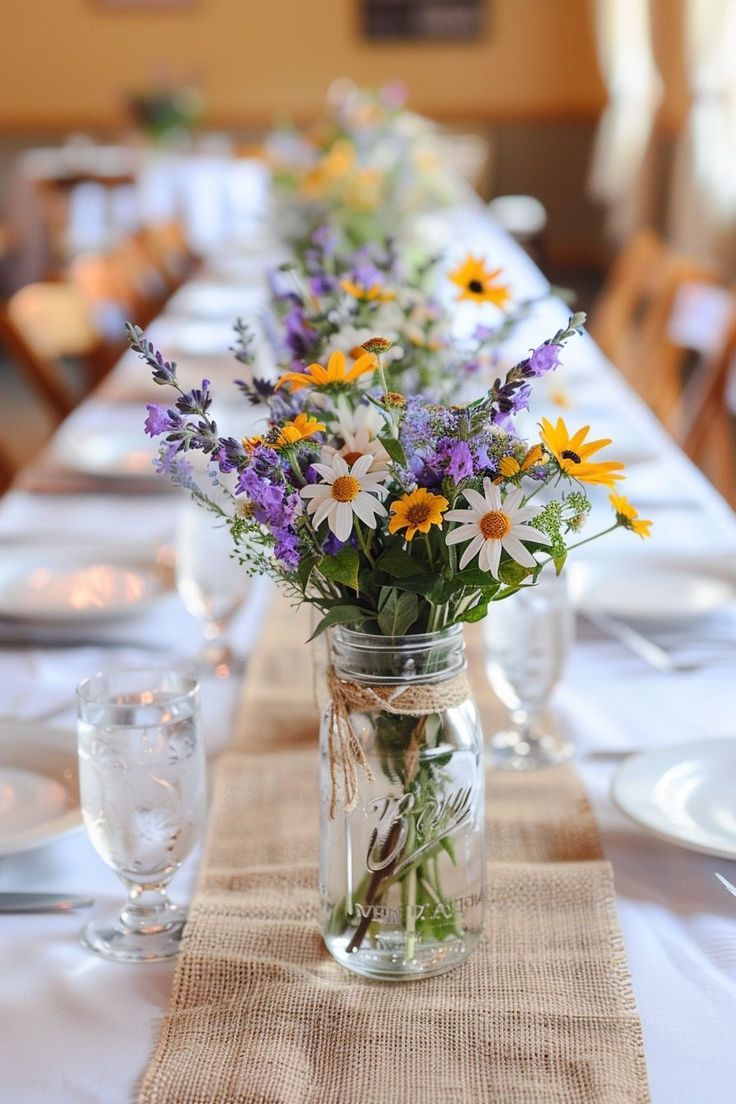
[53,425,158,481]
[612,739,736,859]
[569,552,736,623]
[0,724,81,856]
[0,545,170,623]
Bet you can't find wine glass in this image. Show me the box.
[483,568,575,770]
[77,667,206,962]
[175,497,252,678]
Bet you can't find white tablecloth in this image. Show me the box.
[1,205,735,1104]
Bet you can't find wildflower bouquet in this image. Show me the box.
[129,305,651,973]
[131,310,650,634]
[265,80,461,250]
[251,236,542,406]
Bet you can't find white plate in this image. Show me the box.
[54,426,157,481]
[0,545,170,623]
[569,553,736,623]
[612,739,736,859]
[0,725,81,856]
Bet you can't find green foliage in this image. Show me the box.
[377,588,419,636]
[308,604,370,640]
[319,546,360,592]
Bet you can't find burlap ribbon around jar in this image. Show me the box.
[325,665,472,818]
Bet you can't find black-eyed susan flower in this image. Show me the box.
[609,493,652,538]
[540,417,625,487]
[275,350,376,393]
[445,480,550,578]
[388,488,449,541]
[448,255,511,308]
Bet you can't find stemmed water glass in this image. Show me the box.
[77,667,206,962]
[175,497,252,678]
[483,568,575,769]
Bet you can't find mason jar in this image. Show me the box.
[319,624,485,980]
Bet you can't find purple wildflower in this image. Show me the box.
[144,403,173,437]
[525,343,561,377]
[312,225,339,254]
[284,305,317,360]
[273,530,301,571]
[437,439,474,481]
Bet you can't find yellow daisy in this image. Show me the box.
[340,278,396,303]
[540,417,625,487]
[448,255,511,308]
[272,413,326,448]
[498,444,545,479]
[609,493,652,539]
[275,350,376,393]
[388,488,449,541]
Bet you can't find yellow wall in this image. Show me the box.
[0,0,605,130]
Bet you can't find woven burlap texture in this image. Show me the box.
[138,602,650,1104]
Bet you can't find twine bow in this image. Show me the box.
[325,666,471,819]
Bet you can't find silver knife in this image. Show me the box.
[0,893,94,913]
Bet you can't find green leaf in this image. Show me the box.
[318,546,360,592]
[375,544,425,579]
[297,554,320,592]
[461,600,490,624]
[391,574,444,600]
[379,436,407,468]
[377,589,419,637]
[553,552,567,576]
[440,836,457,864]
[308,604,369,641]
[453,567,497,588]
[498,560,532,586]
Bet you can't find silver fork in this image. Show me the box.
[715,872,736,899]
[584,610,734,674]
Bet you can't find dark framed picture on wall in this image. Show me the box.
[363,0,484,40]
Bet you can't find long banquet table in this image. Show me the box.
[1,200,735,1104]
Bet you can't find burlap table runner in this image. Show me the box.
[139,601,649,1104]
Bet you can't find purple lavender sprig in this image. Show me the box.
[128,324,221,455]
[474,312,586,421]
[126,323,178,387]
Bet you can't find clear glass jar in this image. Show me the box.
[320,625,485,980]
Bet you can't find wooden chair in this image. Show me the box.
[589,230,722,423]
[678,315,736,507]
[0,282,99,419]
[138,221,197,288]
[0,437,17,495]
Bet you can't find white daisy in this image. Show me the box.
[320,429,390,473]
[333,396,385,440]
[445,479,550,578]
[300,453,388,542]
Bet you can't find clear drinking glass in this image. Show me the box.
[483,569,575,770]
[77,667,206,962]
[176,498,252,678]
[321,625,485,980]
